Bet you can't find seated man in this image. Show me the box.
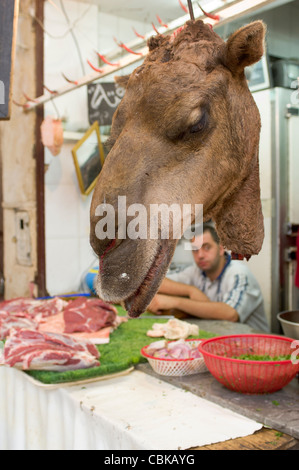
[148,224,269,332]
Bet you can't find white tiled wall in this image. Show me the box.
[44,0,149,295]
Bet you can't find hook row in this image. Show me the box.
[14,2,220,110]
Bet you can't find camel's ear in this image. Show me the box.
[225,21,266,73]
[114,74,131,89]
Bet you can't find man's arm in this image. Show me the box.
[148,294,239,322]
[158,278,210,302]
[175,297,239,322]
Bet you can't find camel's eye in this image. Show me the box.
[166,109,208,142]
[189,112,207,134]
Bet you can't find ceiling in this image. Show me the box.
[59,0,296,26]
[69,0,196,23]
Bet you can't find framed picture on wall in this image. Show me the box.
[245,54,272,92]
[72,121,105,196]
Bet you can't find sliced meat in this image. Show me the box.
[167,339,193,359]
[0,297,68,321]
[63,297,118,334]
[26,297,68,320]
[147,319,199,340]
[1,329,100,371]
[0,298,38,314]
[21,349,98,371]
[0,311,39,340]
[145,339,202,360]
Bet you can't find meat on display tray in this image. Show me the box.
[0,295,215,386]
[23,316,176,386]
[24,317,214,386]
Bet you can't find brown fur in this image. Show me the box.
[90,19,266,317]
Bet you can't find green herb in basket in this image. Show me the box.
[231,354,292,361]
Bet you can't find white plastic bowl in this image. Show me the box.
[141,339,208,376]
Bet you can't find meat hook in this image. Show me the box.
[43,85,58,95]
[197,3,220,21]
[151,23,160,35]
[87,60,103,73]
[12,100,30,109]
[61,73,79,86]
[132,27,145,39]
[97,53,119,67]
[23,92,38,103]
[178,0,188,14]
[156,15,168,28]
[113,37,143,56]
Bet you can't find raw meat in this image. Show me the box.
[39,312,113,345]
[0,297,38,314]
[26,297,68,320]
[63,297,118,334]
[147,319,199,340]
[1,329,100,371]
[0,297,68,321]
[146,339,202,359]
[0,311,38,340]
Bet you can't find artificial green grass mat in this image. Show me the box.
[26,310,215,385]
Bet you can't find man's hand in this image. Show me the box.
[148,294,178,314]
[149,293,238,322]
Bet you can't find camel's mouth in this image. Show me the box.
[124,240,173,318]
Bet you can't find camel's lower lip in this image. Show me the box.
[124,241,171,318]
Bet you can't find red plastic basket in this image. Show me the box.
[198,334,299,394]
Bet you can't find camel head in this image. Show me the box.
[90,19,266,317]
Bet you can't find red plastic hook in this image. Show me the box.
[151,23,160,35]
[156,15,168,28]
[87,60,103,73]
[22,92,39,104]
[97,53,119,67]
[13,100,30,109]
[114,37,143,56]
[178,0,188,13]
[197,3,220,21]
[61,73,79,86]
[43,85,58,95]
[132,27,145,39]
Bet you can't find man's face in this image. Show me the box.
[191,231,224,273]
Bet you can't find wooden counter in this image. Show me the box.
[197,427,299,450]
